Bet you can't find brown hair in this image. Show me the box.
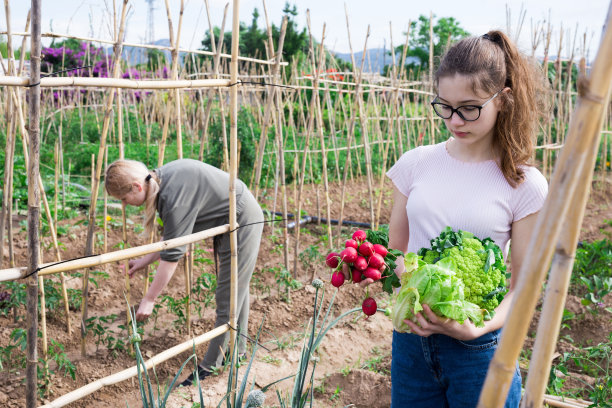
[105,159,160,239]
[434,30,549,187]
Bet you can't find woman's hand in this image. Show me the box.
[120,258,147,278]
[404,304,484,341]
[135,298,155,321]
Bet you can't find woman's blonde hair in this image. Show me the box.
[105,159,160,239]
[434,30,550,187]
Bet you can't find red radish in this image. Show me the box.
[358,241,375,257]
[352,229,367,242]
[351,268,363,283]
[362,297,377,316]
[331,272,345,288]
[345,239,359,250]
[354,256,368,271]
[340,247,358,263]
[325,252,340,268]
[364,267,382,281]
[373,244,388,258]
[368,253,385,270]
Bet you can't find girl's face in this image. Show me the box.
[119,182,146,207]
[436,73,502,151]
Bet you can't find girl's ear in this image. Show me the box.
[133,182,143,192]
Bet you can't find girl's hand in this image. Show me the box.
[404,304,483,341]
[135,298,155,321]
[341,263,384,288]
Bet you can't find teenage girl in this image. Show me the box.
[105,158,264,386]
[386,30,549,407]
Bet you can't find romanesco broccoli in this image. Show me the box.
[418,227,508,319]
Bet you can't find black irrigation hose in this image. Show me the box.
[262,210,371,230]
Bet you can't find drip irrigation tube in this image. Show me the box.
[263,210,371,230]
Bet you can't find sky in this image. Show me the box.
[1,0,611,61]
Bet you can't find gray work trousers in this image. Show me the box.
[200,189,263,371]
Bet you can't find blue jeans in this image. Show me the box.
[391,329,521,408]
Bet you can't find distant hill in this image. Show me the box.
[332,48,419,73]
[108,39,173,66]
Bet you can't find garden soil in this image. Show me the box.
[1,177,611,407]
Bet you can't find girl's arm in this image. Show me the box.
[405,212,540,340]
[135,259,179,321]
[388,186,410,278]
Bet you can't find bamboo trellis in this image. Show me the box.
[0,0,611,406]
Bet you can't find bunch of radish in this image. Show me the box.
[325,229,394,316]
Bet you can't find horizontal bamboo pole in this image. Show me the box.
[40,324,230,408]
[293,81,434,95]
[0,224,231,282]
[542,394,592,408]
[1,31,287,66]
[0,76,232,89]
[276,139,393,154]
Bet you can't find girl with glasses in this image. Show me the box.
[385,30,550,407]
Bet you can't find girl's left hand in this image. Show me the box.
[404,304,483,341]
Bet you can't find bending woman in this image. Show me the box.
[105,158,264,386]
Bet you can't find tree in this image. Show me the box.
[393,14,470,74]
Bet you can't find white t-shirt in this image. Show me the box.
[386,139,548,259]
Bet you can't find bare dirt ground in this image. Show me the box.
[0,177,611,408]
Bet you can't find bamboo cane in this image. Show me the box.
[336,8,371,243]
[0,88,16,269]
[82,0,130,358]
[183,244,192,338]
[478,11,612,406]
[0,75,233,89]
[227,0,241,394]
[520,55,601,408]
[0,224,232,282]
[251,11,288,200]
[292,19,327,278]
[3,31,286,66]
[40,324,230,408]
[26,0,42,405]
[197,1,229,161]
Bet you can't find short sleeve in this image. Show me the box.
[158,193,198,262]
[512,166,548,222]
[386,148,421,197]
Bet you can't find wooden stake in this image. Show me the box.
[26,0,42,405]
[227,0,241,394]
[82,0,130,358]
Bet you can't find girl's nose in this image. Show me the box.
[449,111,465,126]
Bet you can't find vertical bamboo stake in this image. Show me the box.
[198,1,229,162]
[118,89,124,159]
[103,147,108,254]
[173,0,185,159]
[82,0,129,357]
[251,9,288,200]
[478,13,612,406]
[292,18,327,277]
[227,0,241,393]
[337,8,371,242]
[520,56,600,408]
[26,0,42,405]
[183,244,192,338]
[38,270,49,387]
[427,12,435,145]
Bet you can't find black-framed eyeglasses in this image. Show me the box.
[430,89,503,121]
